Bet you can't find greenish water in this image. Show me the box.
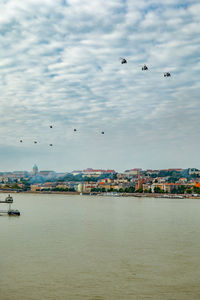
[0,193,200,300]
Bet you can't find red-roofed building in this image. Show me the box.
[82,168,116,178]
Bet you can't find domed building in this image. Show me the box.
[32,164,39,176]
[77,183,83,193]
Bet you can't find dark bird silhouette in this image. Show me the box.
[120,57,127,64]
[142,64,148,70]
[164,72,171,77]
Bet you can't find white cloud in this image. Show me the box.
[0,0,199,171]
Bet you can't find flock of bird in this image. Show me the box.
[19,58,171,147]
[19,126,105,146]
[120,58,171,77]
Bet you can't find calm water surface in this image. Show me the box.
[0,193,200,300]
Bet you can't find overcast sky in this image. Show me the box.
[0,0,200,172]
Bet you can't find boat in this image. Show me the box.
[0,195,21,216]
[8,209,20,216]
[5,195,13,203]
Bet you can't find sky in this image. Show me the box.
[0,0,200,172]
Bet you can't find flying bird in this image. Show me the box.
[142,64,148,71]
[120,57,127,64]
[164,72,171,77]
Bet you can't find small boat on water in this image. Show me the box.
[5,195,13,203]
[0,195,21,216]
[8,209,20,216]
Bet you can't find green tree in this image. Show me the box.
[186,188,192,194]
[135,188,143,193]
[154,186,164,193]
[180,185,186,194]
[193,186,200,194]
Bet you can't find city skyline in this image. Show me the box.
[0,165,200,174]
[1,164,200,195]
[0,1,200,170]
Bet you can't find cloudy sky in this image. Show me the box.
[0,0,200,172]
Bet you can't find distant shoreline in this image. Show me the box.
[0,190,200,199]
[0,190,80,195]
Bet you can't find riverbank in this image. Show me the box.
[0,189,200,199]
[0,190,80,195]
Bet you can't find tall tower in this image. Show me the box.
[136,171,143,190]
[32,164,38,176]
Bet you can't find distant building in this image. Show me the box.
[178,178,187,183]
[146,169,160,175]
[77,183,83,193]
[56,184,69,189]
[82,168,116,178]
[188,168,200,176]
[72,170,83,175]
[124,168,142,177]
[83,182,98,192]
[154,177,168,183]
[99,178,113,184]
[39,171,55,177]
[31,184,42,192]
[32,164,38,176]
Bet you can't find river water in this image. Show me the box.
[0,193,200,300]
